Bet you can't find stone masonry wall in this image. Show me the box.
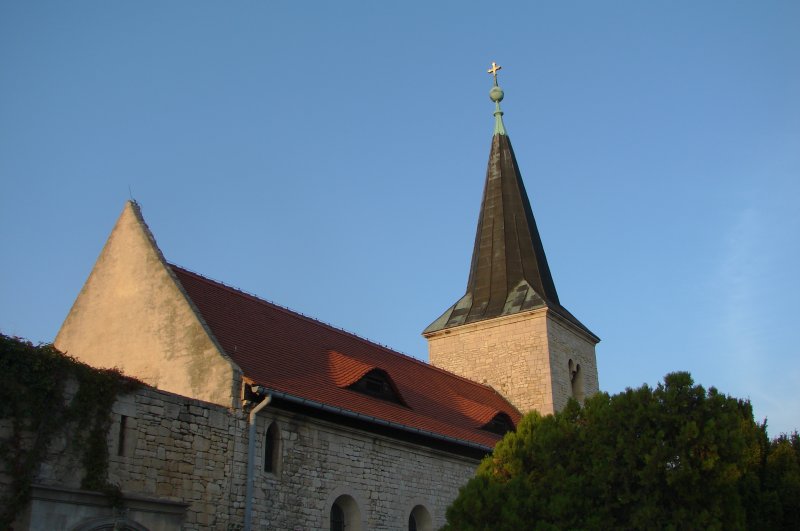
[427,308,599,416]
[106,389,248,529]
[547,315,600,412]
[16,385,247,530]
[427,308,556,414]
[250,408,479,530]
[12,385,479,530]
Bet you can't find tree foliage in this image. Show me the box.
[444,372,799,530]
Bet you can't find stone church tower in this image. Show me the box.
[424,65,599,415]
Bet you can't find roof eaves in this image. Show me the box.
[252,386,494,453]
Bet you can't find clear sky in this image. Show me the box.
[2,1,798,436]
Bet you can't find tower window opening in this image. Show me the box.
[569,359,584,402]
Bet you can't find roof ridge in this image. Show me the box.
[168,263,507,396]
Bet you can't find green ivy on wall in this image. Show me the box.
[0,334,141,528]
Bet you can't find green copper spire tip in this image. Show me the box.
[487,62,507,136]
[493,100,507,136]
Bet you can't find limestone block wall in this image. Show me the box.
[8,384,479,530]
[11,386,248,531]
[105,389,248,529]
[249,409,479,531]
[426,308,599,416]
[547,314,600,412]
[427,308,556,414]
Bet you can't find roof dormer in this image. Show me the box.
[328,350,407,406]
[481,412,515,436]
[348,368,405,406]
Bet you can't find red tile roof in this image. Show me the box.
[328,350,377,388]
[171,265,521,449]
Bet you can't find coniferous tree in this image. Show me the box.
[444,372,799,531]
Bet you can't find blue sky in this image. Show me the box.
[1,1,798,436]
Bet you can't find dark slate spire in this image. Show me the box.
[425,64,594,336]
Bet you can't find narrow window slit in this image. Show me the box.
[117,415,127,456]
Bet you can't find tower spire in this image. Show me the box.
[425,64,594,337]
[424,66,600,416]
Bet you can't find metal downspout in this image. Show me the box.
[244,393,271,531]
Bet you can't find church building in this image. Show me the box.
[11,66,599,530]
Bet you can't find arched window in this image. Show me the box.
[569,359,584,402]
[409,505,432,531]
[330,502,345,531]
[264,421,281,474]
[329,494,361,531]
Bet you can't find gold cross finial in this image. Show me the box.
[487,62,502,86]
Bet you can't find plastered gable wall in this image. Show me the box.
[55,202,240,408]
[426,309,598,415]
